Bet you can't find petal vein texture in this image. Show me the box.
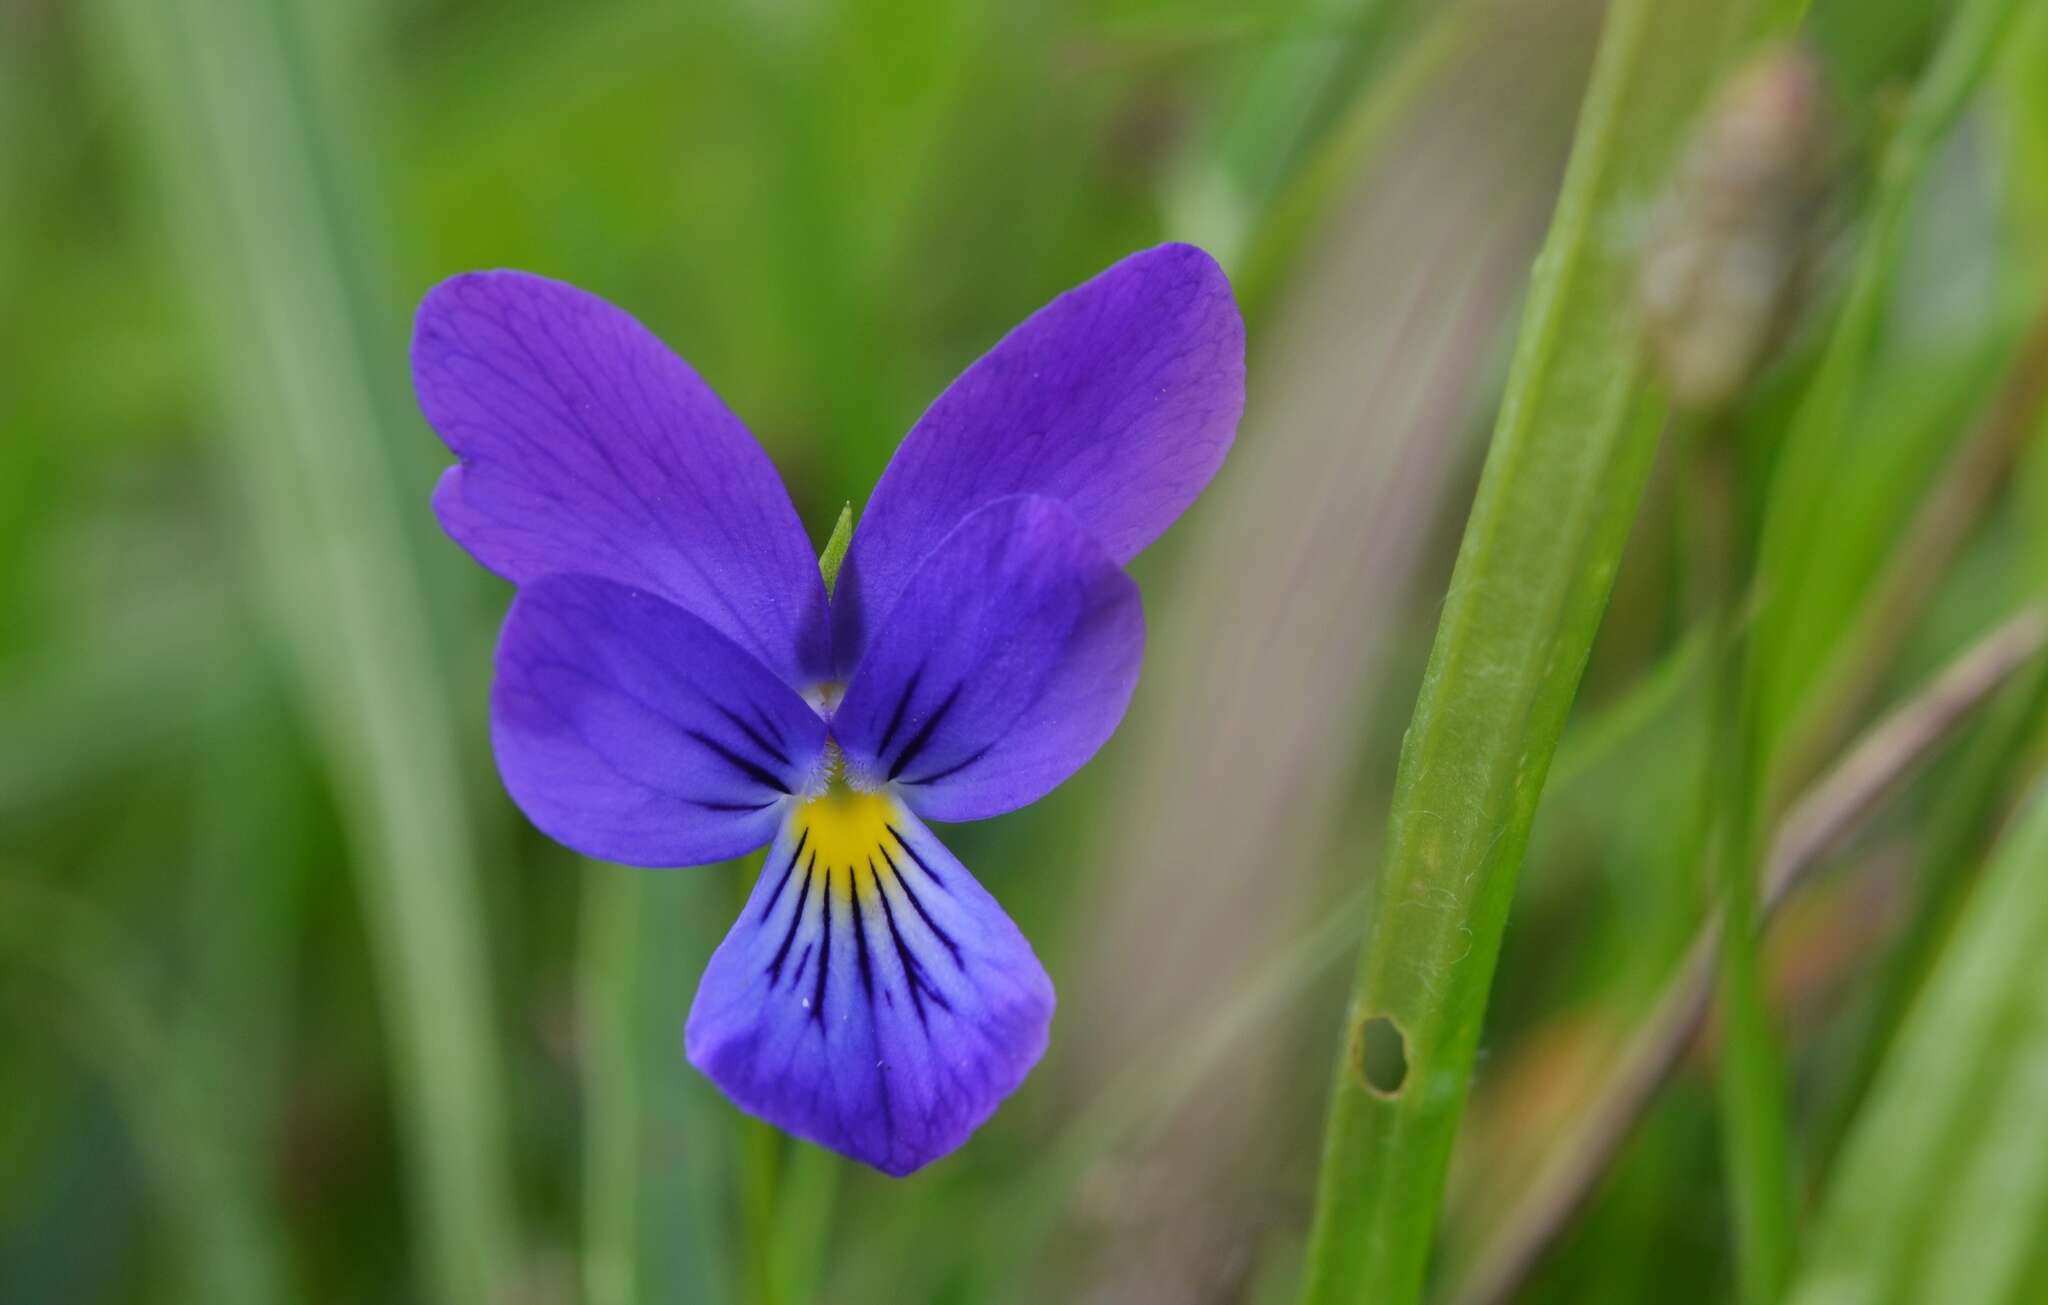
[491,573,826,866]
[832,243,1242,671]
[415,271,830,686]
[687,796,1055,1175]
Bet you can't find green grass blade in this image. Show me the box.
[0,878,290,1305]
[579,864,742,1305]
[1720,6,2029,1292]
[817,503,854,599]
[2010,4,2048,275]
[1165,0,1430,262]
[960,618,1720,1305]
[580,868,649,1305]
[1296,2,1797,1300]
[1714,666,1798,1304]
[1807,629,2048,1173]
[1547,623,1713,797]
[1787,778,2048,1305]
[1231,2,1476,320]
[84,0,519,1299]
[1750,0,2031,797]
[762,1145,840,1305]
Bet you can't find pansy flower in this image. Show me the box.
[412,245,1245,1174]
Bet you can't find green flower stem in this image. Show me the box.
[1296,1,1793,1300]
[734,1082,837,1305]
[761,1145,839,1305]
[739,1116,784,1305]
[579,865,743,1305]
[580,869,647,1305]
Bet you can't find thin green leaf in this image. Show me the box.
[1165,0,1433,263]
[818,502,854,599]
[84,0,519,1299]
[1547,622,1713,797]
[1296,1,1799,1300]
[580,869,648,1305]
[2008,5,2048,277]
[579,867,740,1305]
[1750,0,2031,799]
[1231,3,1476,320]
[1700,438,1799,1304]
[0,878,290,1305]
[1788,777,2048,1305]
[1807,628,2048,1173]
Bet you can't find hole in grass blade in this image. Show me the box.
[1356,1015,1409,1096]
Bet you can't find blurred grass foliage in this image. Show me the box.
[4,0,2048,1303]
[1790,777,2048,1305]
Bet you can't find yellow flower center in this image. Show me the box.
[796,783,895,872]
[792,742,898,903]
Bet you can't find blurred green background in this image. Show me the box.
[5,0,2048,1302]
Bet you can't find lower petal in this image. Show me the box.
[684,792,1054,1175]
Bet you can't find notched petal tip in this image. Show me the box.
[409,269,566,401]
[685,800,1054,1175]
[410,267,830,687]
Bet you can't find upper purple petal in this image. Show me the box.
[686,798,1055,1175]
[833,495,1144,823]
[831,243,1244,672]
[491,573,828,867]
[414,271,830,687]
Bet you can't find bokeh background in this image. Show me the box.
[6,0,2048,1302]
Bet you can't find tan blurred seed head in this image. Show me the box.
[1639,45,1833,410]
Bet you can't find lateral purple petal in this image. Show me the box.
[834,495,1144,823]
[686,799,1055,1175]
[491,574,827,867]
[832,243,1242,671]
[414,271,830,687]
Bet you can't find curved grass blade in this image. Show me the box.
[1296,1,1799,1300]
[84,1,519,1299]
[580,867,741,1305]
[1787,776,2048,1305]
[1449,603,2048,1305]
[1806,627,2048,1175]
[0,877,290,1305]
[1749,0,2032,800]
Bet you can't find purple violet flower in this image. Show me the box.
[411,245,1245,1174]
